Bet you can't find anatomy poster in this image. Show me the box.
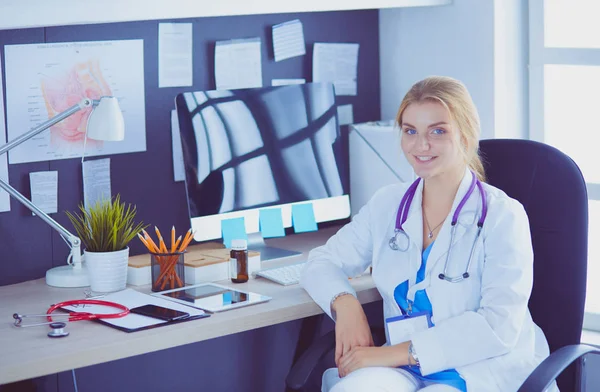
[4,40,146,164]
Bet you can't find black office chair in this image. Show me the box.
[286,139,599,392]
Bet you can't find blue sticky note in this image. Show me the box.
[222,291,232,305]
[259,208,285,238]
[291,203,318,233]
[221,217,247,248]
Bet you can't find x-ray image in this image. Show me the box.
[176,82,349,218]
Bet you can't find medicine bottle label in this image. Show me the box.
[229,258,237,279]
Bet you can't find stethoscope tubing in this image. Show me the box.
[389,172,487,283]
[13,299,130,328]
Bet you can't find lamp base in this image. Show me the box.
[46,265,90,288]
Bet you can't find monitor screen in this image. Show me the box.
[175,82,350,244]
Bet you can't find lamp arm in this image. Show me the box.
[0,177,82,265]
[0,98,93,156]
[0,98,96,266]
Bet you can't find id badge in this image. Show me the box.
[385,311,433,346]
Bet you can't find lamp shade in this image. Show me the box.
[86,96,125,141]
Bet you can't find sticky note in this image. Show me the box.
[259,208,285,238]
[222,291,232,305]
[221,217,247,248]
[291,203,318,233]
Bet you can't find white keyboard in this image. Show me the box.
[255,262,307,286]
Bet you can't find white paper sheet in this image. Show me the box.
[271,78,306,86]
[5,40,147,164]
[159,23,193,88]
[272,19,306,62]
[313,43,359,96]
[171,109,185,182]
[337,104,354,126]
[29,171,58,215]
[82,158,111,210]
[0,59,10,213]
[215,38,263,90]
[61,288,206,330]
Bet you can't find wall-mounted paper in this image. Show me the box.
[271,78,306,86]
[215,38,262,90]
[171,109,185,182]
[291,203,318,233]
[5,40,146,164]
[221,217,248,248]
[29,171,58,215]
[272,19,306,62]
[159,23,193,88]
[0,59,10,213]
[313,43,359,96]
[259,208,285,238]
[83,158,111,211]
[337,104,354,126]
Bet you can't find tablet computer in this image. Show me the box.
[152,283,272,313]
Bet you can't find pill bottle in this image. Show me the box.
[230,239,248,283]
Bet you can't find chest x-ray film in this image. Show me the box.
[175,82,351,242]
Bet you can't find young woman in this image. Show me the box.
[301,76,556,392]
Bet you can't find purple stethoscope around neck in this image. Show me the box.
[388,171,488,283]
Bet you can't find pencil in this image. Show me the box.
[172,236,182,253]
[142,229,160,253]
[179,229,192,249]
[170,226,176,253]
[143,233,160,254]
[155,226,167,253]
[137,233,151,250]
[178,231,195,252]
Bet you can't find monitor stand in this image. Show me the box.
[247,232,302,262]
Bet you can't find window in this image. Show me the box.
[530,0,600,329]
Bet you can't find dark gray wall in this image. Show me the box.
[0,10,381,391]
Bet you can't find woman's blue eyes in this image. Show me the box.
[404,128,446,135]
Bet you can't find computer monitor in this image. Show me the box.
[175,82,350,260]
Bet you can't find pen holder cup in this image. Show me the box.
[150,252,185,292]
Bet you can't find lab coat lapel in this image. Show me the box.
[425,168,480,275]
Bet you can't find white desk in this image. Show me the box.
[0,226,382,385]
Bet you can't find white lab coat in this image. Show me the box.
[301,168,557,392]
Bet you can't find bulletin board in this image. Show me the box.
[0,9,381,286]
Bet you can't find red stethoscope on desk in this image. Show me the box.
[13,299,129,338]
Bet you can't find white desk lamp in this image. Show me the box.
[0,97,125,287]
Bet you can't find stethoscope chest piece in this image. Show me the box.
[48,322,69,338]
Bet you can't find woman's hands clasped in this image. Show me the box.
[332,294,374,377]
[332,294,409,377]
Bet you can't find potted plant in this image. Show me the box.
[66,194,147,292]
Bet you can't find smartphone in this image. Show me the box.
[130,304,189,322]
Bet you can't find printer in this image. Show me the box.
[349,121,415,216]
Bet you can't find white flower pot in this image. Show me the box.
[85,247,129,293]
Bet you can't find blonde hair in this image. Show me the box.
[395,76,486,182]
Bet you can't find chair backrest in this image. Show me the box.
[479,139,588,392]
